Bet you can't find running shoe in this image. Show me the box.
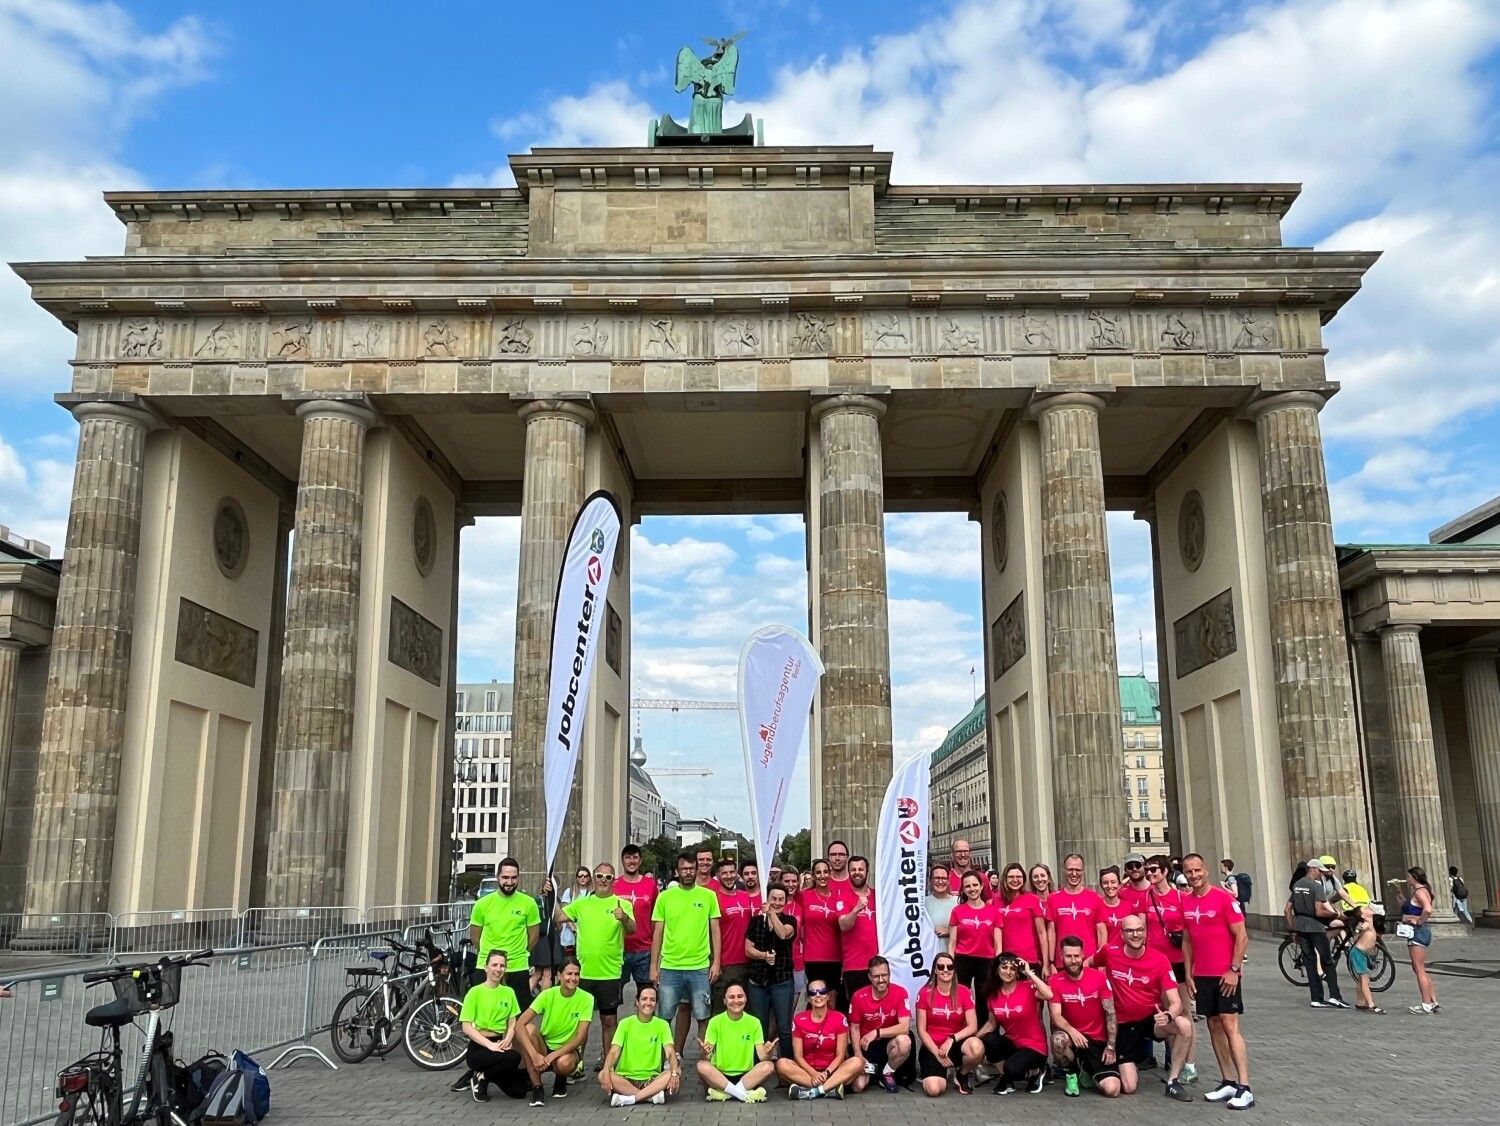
[1309,1000,1330,1008]
[1325,998,1351,1009]
[1408,1003,1438,1015]
[1165,1080,1193,1102]
[828,1085,845,1100]
[609,1093,631,1107]
[1064,1074,1080,1098]
[1029,1069,1046,1094]
[955,1071,974,1095]
[745,1088,767,1103]
[1227,1086,1255,1110]
[552,1076,568,1099]
[450,1069,475,1093]
[992,1080,1016,1096]
[879,1073,898,1093]
[706,1089,729,1102]
[1204,1080,1239,1102]
[1181,1063,1198,1084]
[472,1077,491,1103]
[649,1091,666,1104]
[526,1085,543,1107]
[788,1084,812,1100]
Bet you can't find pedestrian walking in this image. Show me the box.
[1450,866,1474,926]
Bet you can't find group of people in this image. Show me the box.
[450,841,1256,1110]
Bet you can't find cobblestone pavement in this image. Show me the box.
[264,934,1499,1125]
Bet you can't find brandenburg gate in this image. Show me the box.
[7,135,1384,921]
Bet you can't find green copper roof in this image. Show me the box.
[931,675,1160,764]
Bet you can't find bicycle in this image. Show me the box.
[329,930,462,1067]
[54,947,213,1125]
[1277,918,1395,993]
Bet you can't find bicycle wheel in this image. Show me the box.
[1277,936,1308,986]
[372,981,411,1056]
[404,996,467,1070]
[56,1063,118,1126]
[1368,939,1397,992]
[330,987,380,1064]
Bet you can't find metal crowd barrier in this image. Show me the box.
[0,901,477,1126]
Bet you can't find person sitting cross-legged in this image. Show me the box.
[460,951,529,1102]
[517,959,594,1105]
[695,983,775,1103]
[774,978,866,1099]
[599,983,680,1107]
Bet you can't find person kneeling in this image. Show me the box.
[848,956,913,1093]
[599,983,680,1107]
[966,954,1053,1096]
[773,978,865,1099]
[460,951,529,1102]
[696,983,775,1102]
[1047,936,1122,1098]
[517,959,594,1105]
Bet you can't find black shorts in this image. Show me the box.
[916,1045,953,1080]
[1194,975,1245,1017]
[1167,961,1186,983]
[1115,1017,1165,1063]
[1071,1038,1120,1083]
[581,977,622,1014]
[978,1032,1044,1066]
[863,1037,890,1073]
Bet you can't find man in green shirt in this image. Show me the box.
[469,857,542,1009]
[696,982,774,1103]
[555,860,635,1052]
[599,983,680,1106]
[518,959,595,1105]
[652,850,722,1053]
[459,951,527,1102]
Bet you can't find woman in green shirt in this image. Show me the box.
[460,951,526,1101]
[599,983,680,1106]
[517,959,595,1105]
[695,983,774,1103]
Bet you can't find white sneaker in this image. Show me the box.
[1204,1081,1239,1102]
[1181,1063,1198,1084]
[1325,998,1351,1009]
[1408,1003,1438,1015]
[1227,1086,1255,1110]
[649,1091,666,1104]
[609,1094,631,1108]
[1309,1001,1329,1008]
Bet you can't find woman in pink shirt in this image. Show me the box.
[994,863,1047,973]
[965,954,1054,1096]
[1143,854,1188,982]
[1097,866,1130,949]
[775,977,864,1099]
[947,873,997,1002]
[914,956,978,1097]
[1029,863,1054,904]
[797,860,848,1010]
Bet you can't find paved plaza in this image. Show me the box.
[263,934,1498,1125]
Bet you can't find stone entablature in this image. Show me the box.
[1340,546,1500,634]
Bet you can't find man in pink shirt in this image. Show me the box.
[1045,853,1108,964]
[615,844,658,994]
[1047,936,1122,1098]
[712,856,755,1015]
[740,861,764,911]
[1181,853,1252,1111]
[837,856,879,1008]
[1120,852,1151,913]
[847,956,912,1092]
[1098,915,1194,1101]
[826,840,853,897]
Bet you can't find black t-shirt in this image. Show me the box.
[746,912,797,985]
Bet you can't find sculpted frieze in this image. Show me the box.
[718,316,760,357]
[790,312,834,355]
[194,319,238,358]
[495,315,535,355]
[121,318,164,358]
[865,311,910,352]
[271,318,312,359]
[422,319,459,357]
[643,315,683,356]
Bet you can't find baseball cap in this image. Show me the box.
[1305,858,1324,870]
[1319,855,1338,870]
[1125,852,1147,865]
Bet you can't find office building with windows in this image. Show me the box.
[453,681,514,875]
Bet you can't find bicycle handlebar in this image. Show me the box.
[81,948,215,986]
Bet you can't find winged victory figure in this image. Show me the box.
[650,32,758,145]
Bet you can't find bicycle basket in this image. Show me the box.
[110,960,182,1013]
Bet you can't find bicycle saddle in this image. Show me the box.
[368,950,392,961]
[85,998,137,1028]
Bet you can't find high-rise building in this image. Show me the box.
[453,681,513,876]
[1118,675,1168,848]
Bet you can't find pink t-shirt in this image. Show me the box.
[715,884,755,966]
[1047,967,1111,1042]
[828,876,854,900]
[793,1009,848,1071]
[783,898,806,970]
[949,900,998,958]
[987,980,1047,1055]
[949,869,997,902]
[748,892,764,912]
[1046,887,1104,961]
[1099,943,1175,1023]
[916,983,974,1045]
[1181,885,1244,977]
[849,982,909,1039]
[840,890,878,971]
[994,893,1045,962]
[614,874,658,954]
[798,888,849,963]
[1142,885,1186,965]
[1120,882,1152,917]
[1098,899,1130,947]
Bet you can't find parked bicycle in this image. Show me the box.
[1278,914,1396,993]
[54,947,213,1125]
[329,929,465,1069]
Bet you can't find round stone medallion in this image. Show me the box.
[212,498,249,579]
[1179,489,1206,573]
[413,496,436,576]
[991,492,1009,574]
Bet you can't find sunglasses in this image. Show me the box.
[807,987,830,996]
[1125,862,1144,869]
[593,873,614,881]
[1145,866,1163,873]
[934,964,955,972]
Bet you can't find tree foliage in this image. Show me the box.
[777,828,812,871]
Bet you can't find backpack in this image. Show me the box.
[172,1051,228,1117]
[1451,875,1469,900]
[1234,871,1253,905]
[193,1051,270,1125]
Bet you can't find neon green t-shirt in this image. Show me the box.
[470,890,541,969]
[563,894,626,980]
[705,1011,764,1076]
[650,884,721,971]
[611,1015,672,1081]
[459,983,519,1033]
[531,985,594,1049]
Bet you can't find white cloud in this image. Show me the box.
[0,433,73,551]
[885,512,982,581]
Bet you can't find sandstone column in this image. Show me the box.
[1250,391,1371,874]
[509,400,592,884]
[812,394,893,858]
[1460,650,1500,918]
[264,398,376,908]
[1141,503,1184,841]
[0,640,24,828]
[1034,393,1126,863]
[1378,625,1454,922]
[23,400,155,917]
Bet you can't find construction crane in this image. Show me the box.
[631,697,735,711]
[628,707,724,778]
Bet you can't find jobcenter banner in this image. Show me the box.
[875,750,938,998]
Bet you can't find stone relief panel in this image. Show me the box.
[389,596,443,686]
[346,317,386,356]
[422,319,460,357]
[412,496,436,577]
[790,311,834,355]
[605,602,622,675]
[495,315,535,355]
[213,497,249,579]
[271,318,313,359]
[1156,310,1202,350]
[717,315,760,357]
[1178,490,1206,573]
[1231,311,1277,349]
[643,315,684,357]
[992,591,1026,678]
[1012,310,1056,352]
[1173,588,1237,677]
[990,492,1009,574]
[194,320,239,359]
[174,598,259,687]
[1087,310,1128,350]
[121,318,164,359]
[569,316,610,357]
[864,311,911,352]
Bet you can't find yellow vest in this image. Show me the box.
[1343,881,1373,908]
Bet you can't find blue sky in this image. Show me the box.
[3,0,1499,837]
